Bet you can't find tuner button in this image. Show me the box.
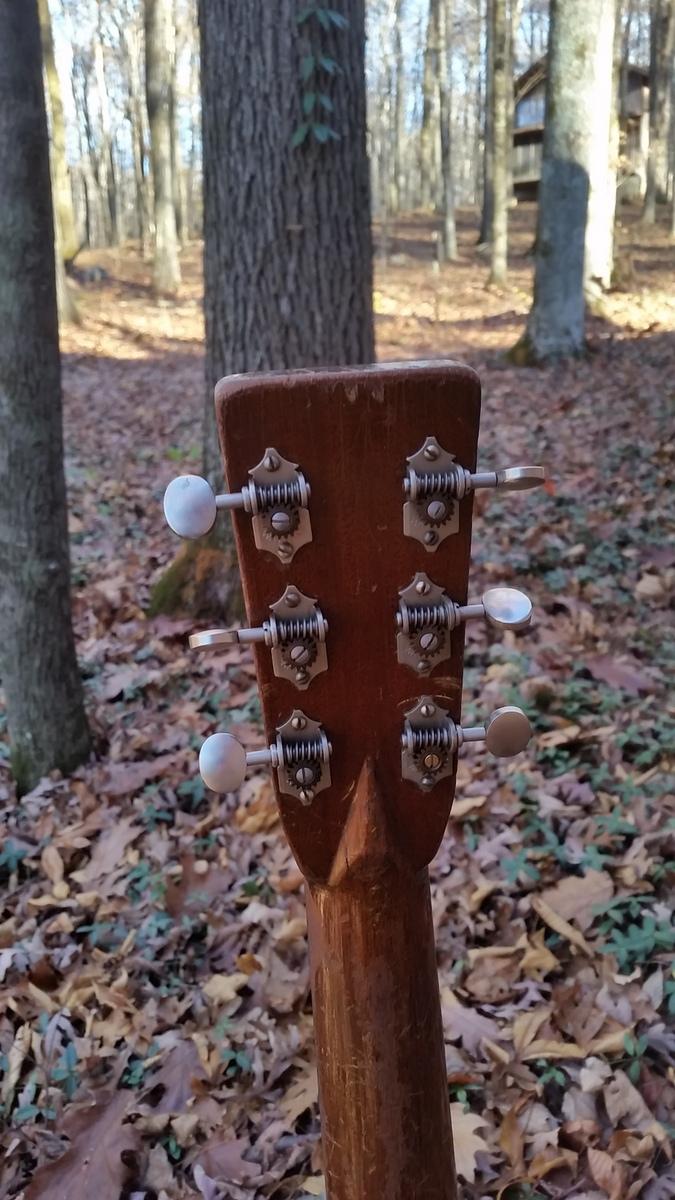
[199,732,247,792]
[482,587,533,631]
[163,474,217,539]
[469,465,545,493]
[484,706,532,757]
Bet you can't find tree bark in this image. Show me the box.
[642,0,675,222]
[0,0,90,793]
[145,0,181,294]
[479,0,494,244]
[438,0,458,260]
[420,0,441,209]
[489,0,509,284]
[584,0,618,300]
[393,0,406,212]
[512,0,608,362]
[198,0,373,542]
[37,0,79,263]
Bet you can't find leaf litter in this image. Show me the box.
[1,206,674,1197]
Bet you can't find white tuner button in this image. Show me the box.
[481,587,533,631]
[462,706,532,758]
[469,465,545,492]
[199,732,249,792]
[198,711,332,799]
[163,475,218,539]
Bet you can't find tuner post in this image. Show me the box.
[401,697,532,790]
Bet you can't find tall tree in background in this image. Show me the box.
[512,0,610,361]
[584,0,618,303]
[145,0,181,294]
[642,0,675,223]
[489,0,509,283]
[420,0,441,208]
[438,0,458,260]
[196,0,373,617]
[0,0,90,793]
[479,0,494,244]
[37,0,79,263]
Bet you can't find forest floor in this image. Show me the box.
[1,202,674,1200]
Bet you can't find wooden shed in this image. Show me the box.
[512,57,650,201]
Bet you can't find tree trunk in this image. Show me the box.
[489,0,509,284]
[145,0,181,294]
[0,1,90,793]
[37,0,79,263]
[393,0,406,213]
[438,0,458,261]
[420,0,441,209]
[512,0,606,362]
[188,0,373,620]
[479,0,494,244]
[584,0,618,301]
[642,0,675,222]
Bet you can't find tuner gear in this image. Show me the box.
[163,447,312,563]
[403,436,545,550]
[199,710,331,803]
[401,697,532,789]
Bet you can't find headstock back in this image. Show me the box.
[214,362,481,881]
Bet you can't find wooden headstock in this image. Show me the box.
[164,362,543,883]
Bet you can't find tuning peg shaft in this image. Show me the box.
[466,466,545,493]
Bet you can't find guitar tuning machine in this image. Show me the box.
[401,696,532,790]
[403,435,545,551]
[199,710,331,805]
[163,447,312,563]
[397,573,533,674]
[189,586,328,690]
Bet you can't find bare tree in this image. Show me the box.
[438,0,458,260]
[420,0,441,208]
[489,0,509,283]
[37,0,79,263]
[642,0,675,222]
[512,0,613,361]
[584,0,619,302]
[145,0,181,294]
[0,0,90,793]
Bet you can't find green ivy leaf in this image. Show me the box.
[325,9,349,28]
[312,122,340,143]
[319,53,339,74]
[300,54,316,82]
[318,92,334,112]
[296,5,316,24]
[291,122,311,148]
[303,91,317,115]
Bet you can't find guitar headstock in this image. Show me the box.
[164,362,544,882]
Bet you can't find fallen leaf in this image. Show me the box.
[539,870,614,932]
[450,1103,489,1182]
[202,972,249,1005]
[193,1136,261,1182]
[588,1146,625,1199]
[531,895,592,954]
[25,1091,140,1199]
[442,988,501,1056]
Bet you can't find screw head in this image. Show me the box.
[295,668,308,684]
[264,452,280,471]
[417,659,430,673]
[421,774,434,788]
[295,766,315,787]
[271,510,291,533]
[423,752,442,770]
[415,578,431,596]
[298,788,314,805]
[278,539,293,558]
[290,643,310,665]
[423,442,440,462]
[285,589,300,608]
[291,715,306,730]
[424,530,437,546]
[427,499,447,522]
[419,631,439,653]
[420,703,435,718]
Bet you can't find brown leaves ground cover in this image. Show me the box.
[1,203,674,1199]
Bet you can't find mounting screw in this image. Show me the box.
[417,659,430,673]
[271,510,291,533]
[419,632,439,653]
[427,499,447,522]
[285,589,300,608]
[415,578,431,596]
[290,644,310,666]
[420,703,435,718]
[298,788,314,804]
[264,452,280,471]
[423,752,442,770]
[424,530,437,546]
[421,775,434,788]
[423,443,440,462]
[295,766,315,787]
[291,715,306,730]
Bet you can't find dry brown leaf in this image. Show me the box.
[193,1136,261,1182]
[521,1039,585,1061]
[539,870,614,932]
[450,794,488,819]
[442,988,501,1056]
[71,815,142,885]
[25,1091,140,1199]
[450,1103,489,1182]
[604,1070,668,1143]
[279,1063,318,1126]
[40,844,64,885]
[512,1006,552,1054]
[588,1146,625,1199]
[202,972,249,1005]
[531,895,592,954]
[499,1104,525,1172]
